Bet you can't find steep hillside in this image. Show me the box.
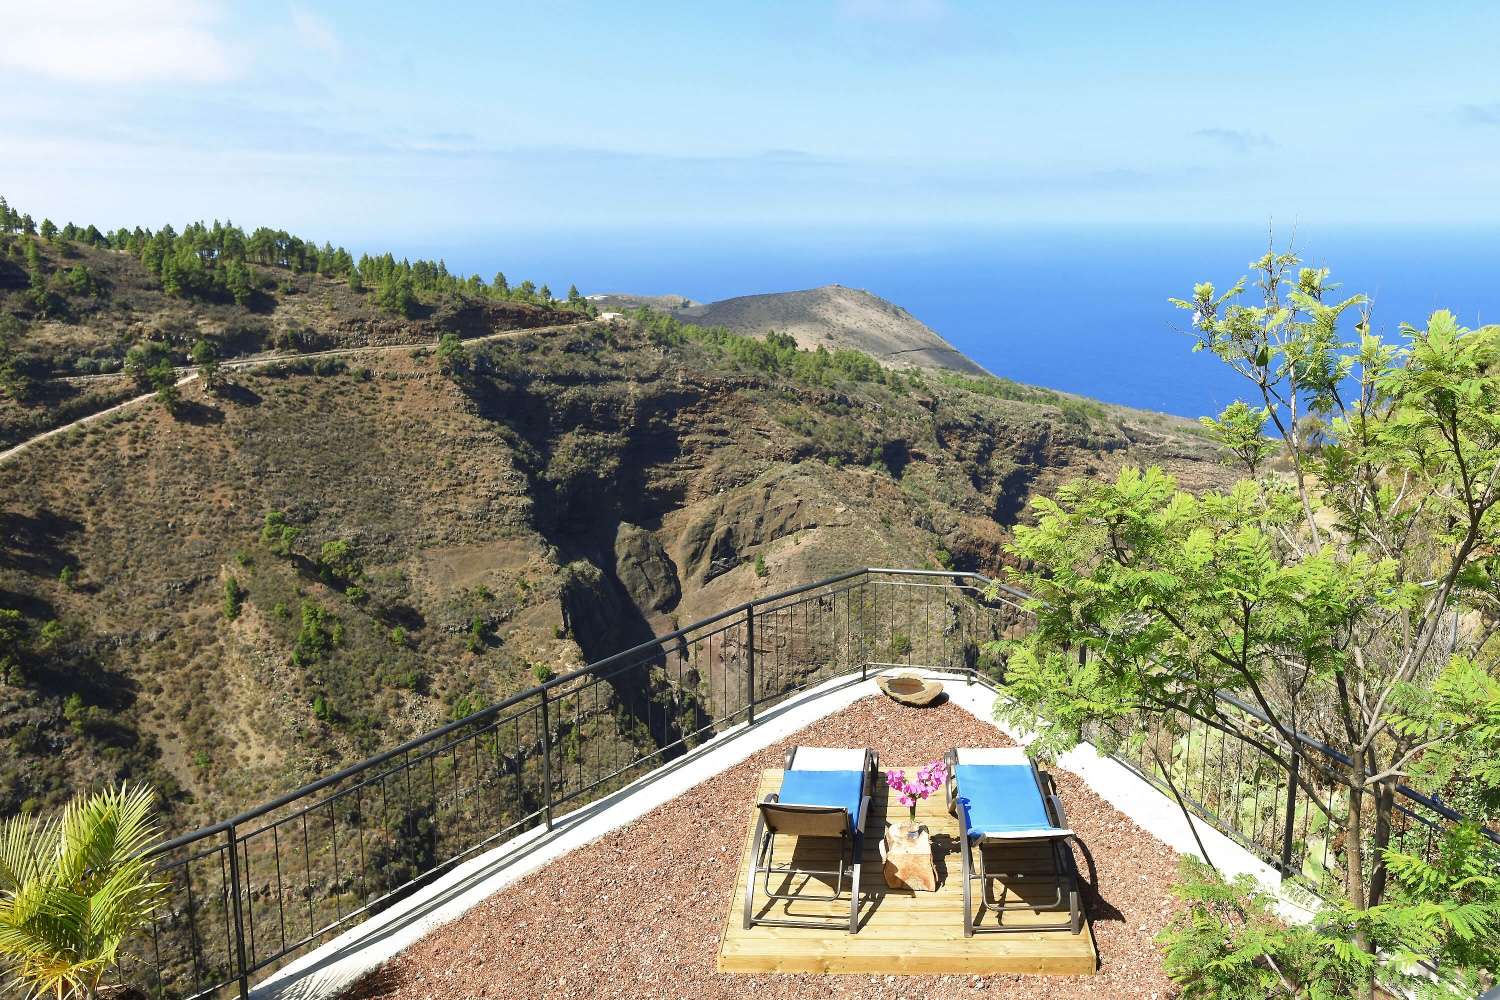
[0,225,585,450]
[0,224,1227,838]
[594,285,989,375]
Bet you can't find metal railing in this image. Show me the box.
[129,569,1007,998]
[124,568,1497,998]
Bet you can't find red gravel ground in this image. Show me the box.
[344,696,1186,1000]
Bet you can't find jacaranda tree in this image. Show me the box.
[992,247,1500,998]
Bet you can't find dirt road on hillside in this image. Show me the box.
[0,321,584,467]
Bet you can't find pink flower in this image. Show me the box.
[882,759,948,812]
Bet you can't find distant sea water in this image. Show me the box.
[396,225,1500,421]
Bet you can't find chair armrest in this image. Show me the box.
[1047,792,1069,832]
[943,749,958,815]
[1037,769,1069,830]
[856,794,871,835]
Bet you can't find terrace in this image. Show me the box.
[125,570,1488,999]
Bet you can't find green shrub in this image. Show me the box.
[261,510,300,557]
[291,603,332,666]
[467,615,487,653]
[222,577,244,620]
[753,554,769,579]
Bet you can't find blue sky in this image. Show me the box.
[5,1,1500,240]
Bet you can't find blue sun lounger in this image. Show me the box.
[743,745,878,934]
[944,747,1082,936]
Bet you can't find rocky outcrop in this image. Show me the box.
[613,523,680,612]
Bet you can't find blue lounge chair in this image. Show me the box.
[945,747,1082,936]
[743,745,878,934]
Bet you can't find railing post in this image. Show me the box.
[540,690,553,830]
[225,824,249,1000]
[860,586,868,684]
[1279,743,1301,875]
[745,605,756,726]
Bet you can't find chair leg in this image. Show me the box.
[1066,838,1082,934]
[848,831,862,934]
[961,835,974,937]
[743,813,768,930]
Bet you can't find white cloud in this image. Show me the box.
[1192,128,1277,154]
[290,6,342,57]
[836,0,951,21]
[0,0,242,85]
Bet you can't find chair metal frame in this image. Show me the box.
[742,746,878,934]
[944,748,1082,937]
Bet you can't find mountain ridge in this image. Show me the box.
[589,284,990,377]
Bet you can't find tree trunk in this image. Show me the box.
[1345,770,1374,1000]
[1368,779,1394,909]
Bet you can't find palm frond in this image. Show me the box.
[0,783,167,1000]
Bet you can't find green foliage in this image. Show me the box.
[311,694,331,721]
[0,784,169,1000]
[753,554,769,579]
[57,565,77,590]
[260,510,300,557]
[450,692,483,721]
[467,615,487,654]
[997,247,1500,994]
[932,372,1108,427]
[888,632,912,658]
[222,577,243,620]
[317,539,361,587]
[631,308,896,389]
[190,339,223,392]
[376,272,417,318]
[1161,858,1366,999]
[61,693,86,730]
[0,195,591,331]
[122,341,175,394]
[1200,400,1277,474]
[532,662,554,684]
[1163,834,1500,1000]
[291,602,333,667]
[434,333,469,379]
[59,265,100,299]
[0,609,26,685]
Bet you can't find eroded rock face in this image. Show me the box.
[613,522,680,612]
[677,478,827,585]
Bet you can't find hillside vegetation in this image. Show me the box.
[0,195,591,449]
[0,199,1224,838]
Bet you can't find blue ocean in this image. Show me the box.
[407,225,1499,421]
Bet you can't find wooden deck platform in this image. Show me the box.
[717,767,1098,976]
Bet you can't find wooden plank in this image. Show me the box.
[716,768,1098,976]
